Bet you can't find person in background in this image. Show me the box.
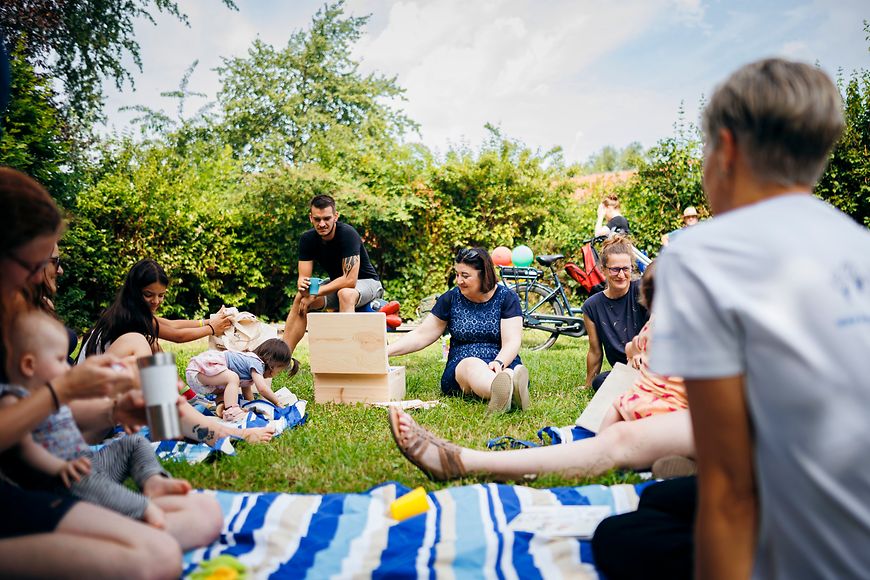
[387,261,695,482]
[594,194,631,237]
[388,247,529,413]
[282,194,384,359]
[660,206,700,247]
[582,235,648,391]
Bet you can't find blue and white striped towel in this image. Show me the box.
[185,481,648,579]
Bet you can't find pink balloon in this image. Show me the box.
[492,246,512,266]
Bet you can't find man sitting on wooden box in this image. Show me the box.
[282,194,384,357]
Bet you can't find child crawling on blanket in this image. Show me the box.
[185,338,296,421]
[0,309,191,528]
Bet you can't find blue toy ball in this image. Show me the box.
[512,245,534,268]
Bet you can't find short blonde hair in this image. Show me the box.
[702,58,844,187]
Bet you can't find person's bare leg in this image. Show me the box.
[283,293,309,353]
[597,405,624,432]
[178,400,275,445]
[455,358,514,399]
[196,370,242,420]
[153,493,223,552]
[0,501,183,579]
[337,287,361,312]
[393,409,694,480]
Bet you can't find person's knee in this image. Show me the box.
[337,287,358,305]
[597,421,635,465]
[129,528,183,580]
[189,494,224,543]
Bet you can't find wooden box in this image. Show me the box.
[308,312,406,404]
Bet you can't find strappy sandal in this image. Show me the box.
[388,407,466,482]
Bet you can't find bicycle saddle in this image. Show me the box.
[536,254,564,267]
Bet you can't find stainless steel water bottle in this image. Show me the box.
[137,352,181,440]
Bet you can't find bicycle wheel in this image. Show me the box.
[513,283,564,351]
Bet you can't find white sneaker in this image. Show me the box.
[487,371,513,414]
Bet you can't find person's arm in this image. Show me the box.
[491,316,522,372]
[20,432,91,487]
[387,314,447,357]
[584,315,603,388]
[297,260,315,293]
[0,356,133,451]
[318,254,361,295]
[250,372,281,406]
[157,310,232,343]
[686,375,757,580]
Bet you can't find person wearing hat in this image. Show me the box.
[660,206,700,247]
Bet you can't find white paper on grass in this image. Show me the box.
[508,506,613,538]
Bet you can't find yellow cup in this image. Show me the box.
[390,487,429,521]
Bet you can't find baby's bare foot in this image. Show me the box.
[143,475,192,498]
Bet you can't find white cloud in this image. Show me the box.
[99,0,869,163]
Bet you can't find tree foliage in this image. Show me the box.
[0,0,236,122]
[0,45,75,203]
[216,1,416,170]
[815,22,870,227]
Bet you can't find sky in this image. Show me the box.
[102,0,869,164]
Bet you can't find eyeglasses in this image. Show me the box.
[607,266,631,276]
[5,252,54,277]
[49,256,61,269]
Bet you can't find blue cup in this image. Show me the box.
[308,277,322,295]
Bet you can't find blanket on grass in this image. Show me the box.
[487,425,595,450]
[185,481,647,579]
[96,399,308,464]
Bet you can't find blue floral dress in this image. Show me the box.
[431,284,523,394]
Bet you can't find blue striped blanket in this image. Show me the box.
[185,481,646,578]
[97,399,308,464]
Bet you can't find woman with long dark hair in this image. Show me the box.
[0,167,221,578]
[82,259,278,444]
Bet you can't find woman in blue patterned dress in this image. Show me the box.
[388,248,529,413]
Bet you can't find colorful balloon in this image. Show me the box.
[512,245,534,268]
[491,246,512,266]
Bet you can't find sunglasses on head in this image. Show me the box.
[457,248,479,261]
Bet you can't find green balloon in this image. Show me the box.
[512,245,534,267]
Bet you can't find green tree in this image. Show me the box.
[815,22,870,227]
[216,1,416,170]
[0,46,74,202]
[0,0,236,123]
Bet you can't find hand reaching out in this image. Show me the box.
[59,456,91,487]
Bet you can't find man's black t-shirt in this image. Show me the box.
[298,221,379,281]
[607,215,631,235]
[581,279,648,366]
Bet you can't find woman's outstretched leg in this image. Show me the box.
[390,408,693,481]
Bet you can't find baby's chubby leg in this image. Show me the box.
[196,369,243,420]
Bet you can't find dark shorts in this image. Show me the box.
[0,480,78,538]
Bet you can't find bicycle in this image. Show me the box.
[500,237,651,351]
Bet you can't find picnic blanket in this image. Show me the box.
[487,425,595,450]
[185,481,648,579]
[98,398,308,464]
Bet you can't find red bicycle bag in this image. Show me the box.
[565,244,606,293]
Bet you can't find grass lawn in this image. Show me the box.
[161,331,637,494]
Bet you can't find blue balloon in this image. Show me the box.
[512,245,534,268]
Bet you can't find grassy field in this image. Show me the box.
[161,332,636,494]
